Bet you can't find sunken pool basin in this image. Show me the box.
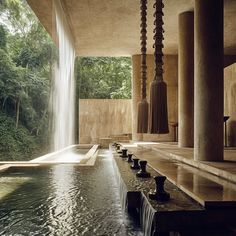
[0,150,142,236]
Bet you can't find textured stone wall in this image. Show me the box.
[224,63,236,146]
[79,99,132,144]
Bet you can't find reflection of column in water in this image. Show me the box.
[176,167,193,191]
[193,174,202,196]
[223,183,236,201]
[193,174,223,201]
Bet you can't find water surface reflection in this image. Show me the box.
[0,150,142,236]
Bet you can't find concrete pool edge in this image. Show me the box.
[0,144,99,172]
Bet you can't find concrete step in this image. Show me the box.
[139,143,236,184]
[110,136,130,141]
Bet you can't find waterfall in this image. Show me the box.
[140,194,155,236]
[51,0,76,151]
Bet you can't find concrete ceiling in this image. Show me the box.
[27,0,236,56]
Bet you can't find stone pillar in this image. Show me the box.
[132,55,143,141]
[194,0,224,161]
[178,12,194,147]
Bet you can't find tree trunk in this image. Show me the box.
[2,97,8,110]
[16,98,20,129]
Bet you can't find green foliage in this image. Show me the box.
[0,111,38,160]
[0,0,132,161]
[76,57,132,99]
[0,25,7,49]
[0,0,54,160]
[0,48,24,104]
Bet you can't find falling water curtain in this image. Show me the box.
[149,0,169,134]
[137,0,149,133]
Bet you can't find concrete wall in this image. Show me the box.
[79,55,178,144]
[224,63,236,146]
[79,99,132,144]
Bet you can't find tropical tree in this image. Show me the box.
[0,0,55,160]
[76,57,132,99]
[0,0,132,161]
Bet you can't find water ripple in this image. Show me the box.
[0,152,142,236]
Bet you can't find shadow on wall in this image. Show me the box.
[228,120,236,146]
[228,83,236,146]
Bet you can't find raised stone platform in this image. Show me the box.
[121,143,236,209]
[138,142,236,183]
[111,146,236,235]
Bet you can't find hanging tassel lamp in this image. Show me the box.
[149,0,169,134]
[137,0,149,133]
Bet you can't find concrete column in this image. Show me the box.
[132,55,143,141]
[194,0,224,161]
[178,12,194,147]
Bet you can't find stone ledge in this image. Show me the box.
[111,147,205,233]
[140,144,236,184]
[111,146,236,234]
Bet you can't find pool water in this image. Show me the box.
[0,150,142,236]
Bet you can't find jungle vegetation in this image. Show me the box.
[0,0,131,161]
